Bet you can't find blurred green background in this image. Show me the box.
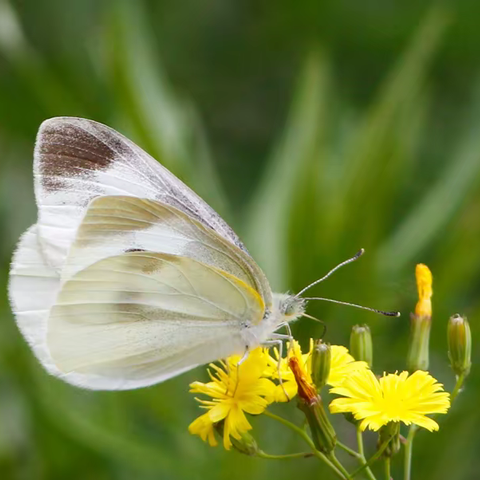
[1,1,479,479]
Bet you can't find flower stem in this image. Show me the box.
[356,427,377,480]
[403,425,417,480]
[337,441,362,459]
[256,451,312,460]
[328,452,352,479]
[264,410,348,479]
[384,457,391,480]
[450,373,466,403]
[349,439,390,479]
[357,428,365,457]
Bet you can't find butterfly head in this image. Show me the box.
[273,293,306,323]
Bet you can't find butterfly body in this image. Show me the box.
[9,117,304,390]
[240,293,305,351]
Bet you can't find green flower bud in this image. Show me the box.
[378,422,401,458]
[407,313,431,373]
[311,340,331,391]
[289,357,336,454]
[350,324,373,367]
[297,398,337,454]
[215,423,259,456]
[448,314,472,378]
[231,432,259,456]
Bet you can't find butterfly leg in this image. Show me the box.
[230,346,250,396]
[237,346,250,366]
[274,322,294,355]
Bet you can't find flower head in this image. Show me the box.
[265,340,368,402]
[329,369,450,432]
[264,340,310,402]
[189,348,276,449]
[328,345,368,388]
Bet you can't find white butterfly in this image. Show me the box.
[8,117,308,390]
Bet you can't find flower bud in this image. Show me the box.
[350,324,373,367]
[378,422,400,458]
[289,357,336,454]
[407,264,432,373]
[311,340,331,390]
[215,423,259,456]
[448,314,472,378]
[231,432,259,456]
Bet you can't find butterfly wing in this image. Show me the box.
[63,195,272,306]
[11,117,274,389]
[9,225,63,376]
[47,252,264,390]
[34,117,248,270]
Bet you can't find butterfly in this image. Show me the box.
[8,117,312,390]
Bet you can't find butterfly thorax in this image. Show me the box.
[242,293,305,350]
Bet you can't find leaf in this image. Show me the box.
[378,85,480,274]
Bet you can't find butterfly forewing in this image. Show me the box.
[34,117,249,270]
[63,195,272,306]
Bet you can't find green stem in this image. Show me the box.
[356,427,377,480]
[264,410,347,479]
[384,457,391,480]
[350,440,390,479]
[357,428,365,457]
[257,451,311,460]
[337,441,362,459]
[328,452,352,479]
[403,425,417,480]
[450,373,466,403]
[403,371,463,480]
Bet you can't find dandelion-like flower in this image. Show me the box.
[188,348,276,449]
[328,345,368,388]
[265,340,368,402]
[264,340,308,402]
[329,368,450,432]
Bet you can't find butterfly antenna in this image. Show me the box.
[303,297,400,317]
[301,312,327,338]
[295,248,365,297]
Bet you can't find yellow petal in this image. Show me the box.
[188,413,218,446]
[415,264,432,317]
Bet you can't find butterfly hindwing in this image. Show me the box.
[47,252,265,389]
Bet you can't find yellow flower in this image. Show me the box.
[264,340,309,402]
[188,412,218,447]
[415,263,432,318]
[188,348,276,449]
[329,369,450,432]
[328,345,368,388]
[265,340,368,402]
